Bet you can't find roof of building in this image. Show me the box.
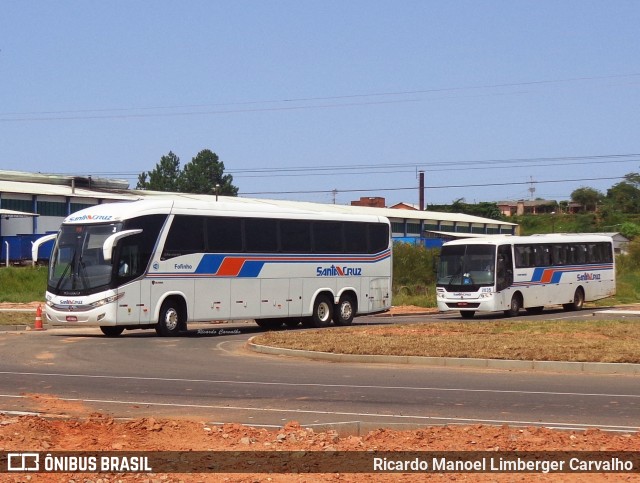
[132,190,517,226]
[0,208,39,218]
[0,170,516,228]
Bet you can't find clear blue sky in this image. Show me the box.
[1,1,639,206]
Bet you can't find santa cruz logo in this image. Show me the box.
[577,272,601,281]
[60,299,83,305]
[316,265,362,277]
[67,214,114,222]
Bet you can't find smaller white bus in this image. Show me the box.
[436,234,615,318]
[36,198,392,336]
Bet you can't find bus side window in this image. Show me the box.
[368,223,390,253]
[551,244,567,266]
[514,246,526,268]
[162,215,205,259]
[496,244,513,291]
[206,217,242,253]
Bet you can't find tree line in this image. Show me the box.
[136,149,238,196]
[570,172,640,213]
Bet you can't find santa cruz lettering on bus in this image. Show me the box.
[577,272,601,281]
[316,265,362,277]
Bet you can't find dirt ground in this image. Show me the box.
[1,397,639,482]
[2,304,639,481]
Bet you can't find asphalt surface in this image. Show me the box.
[0,308,638,434]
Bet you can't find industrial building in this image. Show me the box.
[0,170,517,264]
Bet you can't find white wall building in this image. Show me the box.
[0,170,518,262]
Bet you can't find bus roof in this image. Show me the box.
[62,198,390,225]
[441,233,614,247]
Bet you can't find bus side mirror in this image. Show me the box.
[31,233,58,265]
[102,229,142,262]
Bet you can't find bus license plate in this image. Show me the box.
[66,316,78,322]
[457,302,468,307]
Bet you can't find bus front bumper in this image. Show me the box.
[44,304,118,327]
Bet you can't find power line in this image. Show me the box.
[1,73,638,122]
[75,153,640,179]
[239,175,627,196]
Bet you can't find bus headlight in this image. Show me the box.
[90,293,124,308]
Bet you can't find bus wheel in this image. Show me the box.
[334,295,356,326]
[460,311,475,319]
[505,294,522,317]
[563,288,585,311]
[304,294,333,328]
[255,319,284,330]
[100,326,124,337]
[156,300,184,337]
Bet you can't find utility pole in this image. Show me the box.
[528,176,536,200]
[419,171,425,210]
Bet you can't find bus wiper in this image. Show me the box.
[448,269,463,286]
[78,255,90,289]
[54,259,73,292]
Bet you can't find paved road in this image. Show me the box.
[0,308,638,434]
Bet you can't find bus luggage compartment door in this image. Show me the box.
[369,278,390,312]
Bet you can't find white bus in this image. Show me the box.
[436,234,615,318]
[36,199,392,336]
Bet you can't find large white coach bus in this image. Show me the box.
[35,199,392,336]
[436,234,615,318]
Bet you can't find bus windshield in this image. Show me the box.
[48,223,122,294]
[437,244,496,289]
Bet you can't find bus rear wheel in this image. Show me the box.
[100,326,124,337]
[563,288,585,311]
[156,300,184,337]
[334,294,356,326]
[304,294,333,328]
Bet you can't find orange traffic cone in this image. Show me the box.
[33,305,45,331]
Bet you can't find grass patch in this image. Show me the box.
[0,311,38,326]
[254,319,640,363]
[0,267,47,303]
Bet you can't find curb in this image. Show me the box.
[0,325,48,332]
[246,338,640,376]
[0,325,30,332]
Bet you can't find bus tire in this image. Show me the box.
[460,311,475,319]
[255,318,284,330]
[304,294,333,328]
[504,294,522,317]
[156,300,184,337]
[334,294,356,326]
[563,288,585,311]
[100,326,124,337]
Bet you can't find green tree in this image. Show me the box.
[136,151,182,191]
[606,172,640,213]
[444,198,503,220]
[570,187,602,211]
[136,149,239,196]
[180,149,238,195]
[620,222,640,240]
